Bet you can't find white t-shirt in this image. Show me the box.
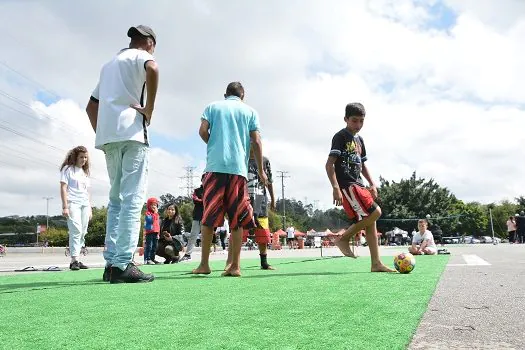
[412,230,436,249]
[60,166,90,205]
[287,226,295,239]
[91,48,155,149]
[216,219,229,233]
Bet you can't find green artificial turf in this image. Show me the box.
[0,255,448,350]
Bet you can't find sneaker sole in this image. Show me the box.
[110,276,155,284]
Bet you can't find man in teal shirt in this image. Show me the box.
[193,82,267,277]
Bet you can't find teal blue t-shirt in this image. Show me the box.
[202,96,260,178]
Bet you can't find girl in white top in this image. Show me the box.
[60,146,92,270]
[409,218,437,255]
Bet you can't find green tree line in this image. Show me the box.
[0,172,522,246]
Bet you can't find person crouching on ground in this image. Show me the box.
[157,203,184,263]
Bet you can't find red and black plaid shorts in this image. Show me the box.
[201,172,256,230]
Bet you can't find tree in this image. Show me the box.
[377,172,459,234]
[86,206,107,246]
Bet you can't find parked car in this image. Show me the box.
[480,236,493,243]
[462,236,481,244]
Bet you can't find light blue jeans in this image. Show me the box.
[67,201,90,257]
[102,141,149,270]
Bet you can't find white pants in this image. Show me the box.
[67,201,90,257]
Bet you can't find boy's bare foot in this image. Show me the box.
[371,263,397,273]
[221,267,241,277]
[334,237,357,258]
[192,265,211,275]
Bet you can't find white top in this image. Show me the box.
[216,218,229,233]
[287,226,295,238]
[91,48,155,149]
[412,230,436,249]
[507,220,516,232]
[60,166,90,205]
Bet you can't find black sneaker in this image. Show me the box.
[179,255,191,262]
[70,261,80,271]
[77,261,89,269]
[109,263,155,284]
[102,266,111,282]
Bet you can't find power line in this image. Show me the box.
[179,166,199,198]
[276,170,290,229]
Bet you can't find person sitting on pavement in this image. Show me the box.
[409,218,437,255]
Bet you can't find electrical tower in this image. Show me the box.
[179,166,199,198]
[276,170,290,229]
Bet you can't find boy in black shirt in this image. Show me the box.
[325,102,395,273]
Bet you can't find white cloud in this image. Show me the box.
[0,0,524,217]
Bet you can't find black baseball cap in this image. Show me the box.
[127,25,156,44]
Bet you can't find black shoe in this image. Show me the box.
[164,259,172,264]
[102,266,111,282]
[171,256,180,264]
[179,255,191,262]
[109,263,155,284]
[77,261,89,269]
[70,261,80,271]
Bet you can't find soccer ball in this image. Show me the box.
[393,252,416,274]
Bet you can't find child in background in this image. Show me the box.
[144,198,161,264]
[409,219,437,255]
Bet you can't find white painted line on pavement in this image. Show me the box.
[447,254,491,267]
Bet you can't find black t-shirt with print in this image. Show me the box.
[247,157,273,217]
[329,128,367,188]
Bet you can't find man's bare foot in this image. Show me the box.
[192,265,211,275]
[371,263,397,273]
[261,265,275,270]
[334,237,357,258]
[221,267,241,277]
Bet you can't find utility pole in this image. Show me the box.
[179,166,199,198]
[276,171,290,229]
[42,196,53,245]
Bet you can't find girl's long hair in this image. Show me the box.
[60,146,90,175]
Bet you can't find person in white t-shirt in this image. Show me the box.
[60,146,92,271]
[286,226,295,249]
[409,219,437,255]
[85,25,159,284]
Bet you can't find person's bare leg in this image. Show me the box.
[422,248,437,255]
[408,246,420,255]
[366,221,396,273]
[192,225,213,274]
[222,228,242,277]
[224,240,233,271]
[335,209,382,257]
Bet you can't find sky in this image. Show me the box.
[0,0,524,217]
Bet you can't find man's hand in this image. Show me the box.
[332,187,343,206]
[369,185,378,199]
[130,104,153,125]
[62,208,69,218]
[259,171,269,187]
